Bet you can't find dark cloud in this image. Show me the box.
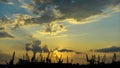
[1,0,120,25]
[32,40,43,53]
[23,0,120,24]
[25,40,42,53]
[0,16,10,24]
[25,43,33,51]
[3,0,119,34]
[11,14,32,29]
[0,0,119,38]
[42,45,49,52]
[95,46,120,53]
[0,0,14,5]
[54,48,82,54]
[0,0,8,3]
[39,23,66,35]
[58,48,74,52]
[0,31,14,38]
[0,17,14,38]
[25,40,49,53]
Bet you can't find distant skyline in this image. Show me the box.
[0,0,120,64]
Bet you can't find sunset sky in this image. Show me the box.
[0,0,120,64]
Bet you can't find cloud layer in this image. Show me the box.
[58,48,74,52]
[0,31,14,38]
[0,26,14,38]
[52,48,82,54]
[22,0,120,24]
[1,0,120,25]
[0,0,8,3]
[95,46,120,53]
[0,0,120,37]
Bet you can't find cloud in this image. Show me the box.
[49,34,68,38]
[95,46,120,53]
[25,43,33,51]
[0,17,15,39]
[58,48,74,52]
[39,22,67,35]
[2,14,67,35]
[53,48,82,54]
[0,17,14,38]
[1,0,120,25]
[61,13,108,24]
[0,0,119,38]
[0,16,10,24]
[42,44,49,52]
[11,14,32,29]
[21,0,120,24]
[25,40,49,53]
[20,3,34,11]
[107,4,120,13]
[0,31,14,38]
[17,0,24,3]
[25,40,42,53]
[0,0,8,3]
[0,0,14,5]
[15,0,119,36]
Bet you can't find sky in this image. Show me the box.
[0,0,120,64]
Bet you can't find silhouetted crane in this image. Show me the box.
[25,52,30,61]
[9,52,15,65]
[86,54,107,65]
[101,54,106,64]
[67,55,69,64]
[46,52,51,63]
[97,55,100,64]
[31,52,36,62]
[57,55,63,63]
[39,53,45,62]
[86,54,96,64]
[1,51,120,68]
[112,53,117,63]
